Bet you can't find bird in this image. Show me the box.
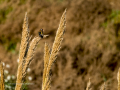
[39,29,44,38]
[39,29,49,38]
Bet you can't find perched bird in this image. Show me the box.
[39,29,49,38]
[39,29,44,38]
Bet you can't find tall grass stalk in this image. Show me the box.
[100,82,106,90]
[15,13,41,90]
[0,62,5,90]
[118,68,120,90]
[42,9,66,90]
[86,78,91,90]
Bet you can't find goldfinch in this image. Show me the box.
[39,29,49,38]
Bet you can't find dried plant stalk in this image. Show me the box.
[42,9,66,90]
[43,77,51,90]
[0,62,5,90]
[19,12,29,64]
[15,13,29,90]
[100,82,106,90]
[46,9,66,80]
[15,11,49,90]
[86,78,91,90]
[15,36,40,90]
[118,68,120,90]
[22,37,41,77]
[42,43,51,90]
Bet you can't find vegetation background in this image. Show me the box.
[0,0,120,90]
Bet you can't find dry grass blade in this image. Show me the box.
[43,43,50,85]
[22,37,41,77]
[0,62,5,90]
[15,13,30,90]
[100,82,106,90]
[46,9,66,78]
[86,78,91,90]
[118,68,120,90]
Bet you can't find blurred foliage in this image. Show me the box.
[5,41,17,53]
[109,10,120,24]
[5,75,16,90]
[0,0,5,4]
[0,36,17,53]
[102,10,120,28]
[4,74,28,90]
[102,10,120,50]
[4,62,29,90]
[0,5,17,52]
[19,0,27,5]
[101,73,107,82]
[21,82,28,90]
[0,6,13,23]
[46,0,64,3]
[0,0,11,4]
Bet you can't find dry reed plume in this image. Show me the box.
[0,62,5,90]
[42,9,66,90]
[118,68,120,90]
[15,13,41,90]
[86,78,92,90]
[100,82,106,90]
[42,43,51,90]
[15,12,29,90]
